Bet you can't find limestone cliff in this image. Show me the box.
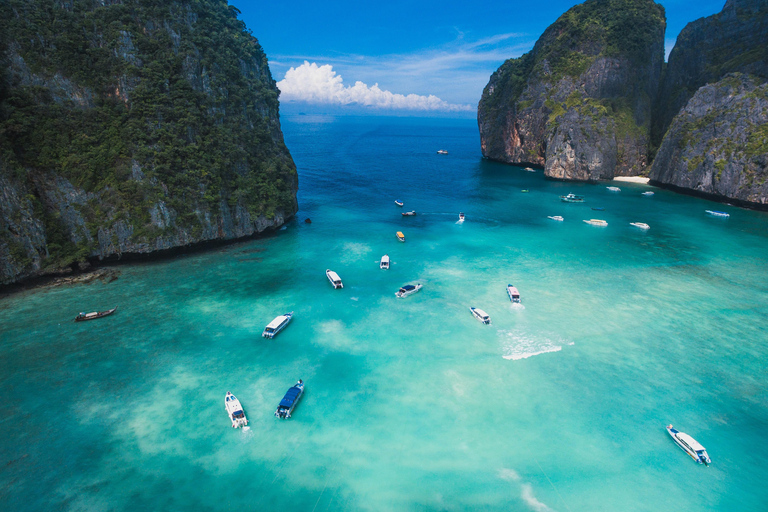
[478,0,666,181]
[650,74,768,205]
[0,1,298,285]
[652,0,768,151]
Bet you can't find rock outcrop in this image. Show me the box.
[650,74,768,205]
[652,0,768,150]
[0,1,298,285]
[478,0,666,181]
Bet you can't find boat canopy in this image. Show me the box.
[677,432,706,451]
[327,270,341,281]
[402,285,415,291]
[233,410,244,418]
[266,316,287,330]
[279,387,302,408]
[508,286,519,295]
[396,231,405,237]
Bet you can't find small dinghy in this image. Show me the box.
[507,285,521,303]
[458,212,465,223]
[395,200,404,207]
[583,219,608,226]
[548,215,564,221]
[225,391,248,428]
[666,425,711,465]
[275,380,304,419]
[396,283,423,298]
[706,210,729,218]
[402,211,417,216]
[642,191,654,196]
[470,307,491,324]
[380,254,390,270]
[630,222,650,230]
[326,269,343,289]
[75,306,117,322]
[262,312,293,338]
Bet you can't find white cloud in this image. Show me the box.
[276,61,472,112]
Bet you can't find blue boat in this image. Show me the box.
[275,380,304,419]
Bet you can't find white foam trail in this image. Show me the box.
[499,330,567,360]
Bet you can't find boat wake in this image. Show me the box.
[498,330,569,360]
[510,303,525,311]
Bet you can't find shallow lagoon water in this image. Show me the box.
[1,115,768,511]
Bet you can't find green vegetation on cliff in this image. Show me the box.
[0,0,297,279]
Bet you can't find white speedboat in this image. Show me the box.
[706,210,729,218]
[470,307,491,324]
[630,222,650,230]
[524,167,535,172]
[225,391,248,428]
[437,149,448,154]
[380,254,390,270]
[507,285,521,303]
[262,312,293,338]
[396,283,422,298]
[395,200,404,207]
[642,191,654,196]
[666,425,711,465]
[583,219,608,226]
[458,212,465,223]
[275,380,304,419]
[606,186,621,192]
[548,215,564,221]
[326,269,343,289]
[560,193,584,203]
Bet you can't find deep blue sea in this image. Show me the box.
[2,115,768,511]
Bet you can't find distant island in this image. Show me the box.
[478,0,768,208]
[0,0,298,286]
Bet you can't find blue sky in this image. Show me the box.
[233,0,726,115]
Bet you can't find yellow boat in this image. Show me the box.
[396,231,405,242]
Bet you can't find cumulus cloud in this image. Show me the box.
[276,61,472,112]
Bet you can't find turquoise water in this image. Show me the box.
[2,115,768,511]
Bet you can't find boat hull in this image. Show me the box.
[262,313,293,338]
[666,425,711,465]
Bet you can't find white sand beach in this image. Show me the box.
[613,176,650,183]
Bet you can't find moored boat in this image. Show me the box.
[395,200,404,207]
[74,306,117,322]
[402,211,417,216]
[326,269,343,289]
[606,186,621,192]
[262,312,294,339]
[666,425,711,465]
[380,254,390,270]
[225,391,248,428]
[642,191,654,196]
[524,167,535,172]
[630,222,650,230]
[396,283,423,298]
[547,215,564,221]
[437,149,448,154]
[507,285,521,303]
[458,212,465,222]
[470,307,491,324]
[706,210,729,218]
[560,193,584,203]
[396,231,405,242]
[521,189,529,193]
[583,219,608,226]
[275,380,304,419]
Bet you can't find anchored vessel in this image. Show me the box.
[547,215,564,221]
[402,211,417,216]
[396,283,423,298]
[396,231,405,242]
[458,212,465,222]
[560,193,584,203]
[437,149,448,154]
[507,285,521,303]
[395,200,404,207]
[262,312,294,339]
[630,222,650,230]
[470,307,491,324]
[606,186,621,192]
[275,380,304,419]
[380,254,390,270]
[74,307,117,322]
[326,269,343,289]
[666,425,711,465]
[225,391,248,428]
[583,219,608,226]
[642,191,655,196]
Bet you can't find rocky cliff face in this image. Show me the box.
[478,0,666,181]
[0,1,298,285]
[650,74,768,204]
[652,0,768,150]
